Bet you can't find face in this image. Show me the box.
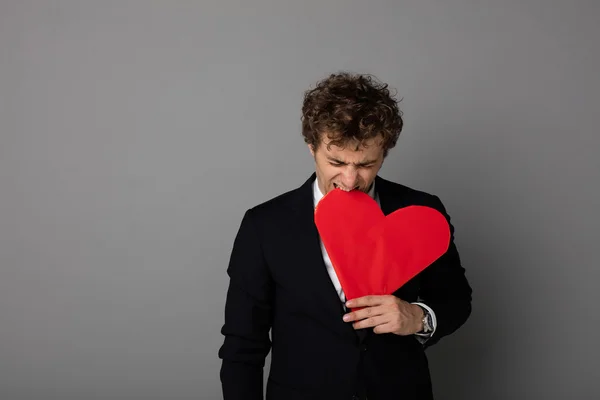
[309,135,385,196]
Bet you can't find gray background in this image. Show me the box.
[1,1,598,399]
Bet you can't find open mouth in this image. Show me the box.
[333,183,358,192]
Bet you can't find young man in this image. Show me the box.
[218,72,472,400]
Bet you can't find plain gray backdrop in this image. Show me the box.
[1,1,599,399]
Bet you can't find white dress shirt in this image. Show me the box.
[312,179,437,341]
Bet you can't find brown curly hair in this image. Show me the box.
[301,72,403,157]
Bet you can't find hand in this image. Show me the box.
[343,295,424,336]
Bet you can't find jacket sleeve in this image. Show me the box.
[418,195,473,349]
[218,209,274,400]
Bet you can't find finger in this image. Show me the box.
[352,314,390,330]
[346,295,387,309]
[372,322,395,334]
[343,305,385,322]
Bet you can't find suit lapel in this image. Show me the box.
[289,174,354,338]
[376,175,405,216]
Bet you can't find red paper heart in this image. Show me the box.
[314,188,450,307]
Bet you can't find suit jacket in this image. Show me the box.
[218,173,472,400]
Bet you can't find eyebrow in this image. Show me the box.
[327,156,378,167]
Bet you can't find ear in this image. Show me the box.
[308,144,315,157]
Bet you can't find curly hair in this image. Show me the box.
[301,72,403,157]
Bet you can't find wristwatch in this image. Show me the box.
[418,306,433,334]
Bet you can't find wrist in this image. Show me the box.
[413,304,425,334]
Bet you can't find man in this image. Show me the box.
[218,72,472,400]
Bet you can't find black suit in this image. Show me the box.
[218,174,472,400]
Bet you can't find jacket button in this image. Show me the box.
[361,345,367,351]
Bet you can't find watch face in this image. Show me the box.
[423,313,432,332]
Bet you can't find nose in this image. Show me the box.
[340,167,359,189]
